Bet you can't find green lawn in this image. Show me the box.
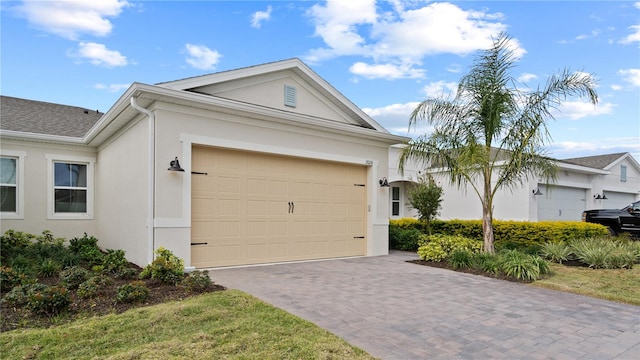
[531,263,640,306]
[0,290,375,360]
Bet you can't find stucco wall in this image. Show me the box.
[0,139,97,239]
[95,117,150,267]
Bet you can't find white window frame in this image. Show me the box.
[46,154,95,220]
[620,165,627,182]
[0,150,26,220]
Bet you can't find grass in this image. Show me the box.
[531,263,640,306]
[0,290,375,360]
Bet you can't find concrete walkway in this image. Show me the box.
[210,251,640,359]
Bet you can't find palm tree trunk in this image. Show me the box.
[482,206,495,254]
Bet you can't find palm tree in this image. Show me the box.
[399,32,598,253]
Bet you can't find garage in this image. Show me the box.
[537,185,586,221]
[599,191,636,210]
[190,145,367,268]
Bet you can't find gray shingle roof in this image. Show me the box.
[560,153,627,170]
[0,96,102,138]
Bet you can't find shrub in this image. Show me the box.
[417,242,447,262]
[417,234,482,262]
[539,242,572,264]
[1,266,23,292]
[182,271,212,292]
[60,266,91,290]
[69,233,104,266]
[116,281,149,303]
[448,248,474,269]
[389,227,423,251]
[102,249,129,275]
[2,283,47,307]
[140,247,184,284]
[570,238,612,269]
[38,258,62,277]
[26,285,70,315]
[77,274,113,298]
[498,250,542,282]
[473,252,501,275]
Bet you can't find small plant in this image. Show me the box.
[417,234,482,262]
[417,242,447,262]
[473,252,501,275]
[59,266,91,290]
[116,281,149,303]
[570,238,612,269]
[447,248,473,269]
[389,227,423,251]
[182,271,212,292]
[1,283,47,307]
[539,242,572,264]
[1,266,22,292]
[140,247,184,284]
[102,249,129,275]
[69,233,104,266]
[38,258,62,277]
[77,274,113,298]
[498,250,541,282]
[26,285,71,315]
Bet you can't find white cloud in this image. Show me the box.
[251,6,272,28]
[305,1,523,80]
[517,73,538,83]
[70,42,127,67]
[576,29,600,40]
[185,44,222,70]
[618,68,640,87]
[94,83,130,92]
[549,138,640,160]
[18,0,129,40]
[362,101,431,135]
[620,25,640,44]
[421,81,458,98]
[349,62,425,79]
[554,101,614,120]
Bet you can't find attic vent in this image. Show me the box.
[284,85,297,108]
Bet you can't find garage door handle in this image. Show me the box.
[288,202,292,213]
[191,242,208,246]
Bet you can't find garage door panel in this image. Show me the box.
[191,145,366,268]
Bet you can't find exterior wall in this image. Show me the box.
[151,101,393,268]
[0,139,97,239]
[95,117,150,266]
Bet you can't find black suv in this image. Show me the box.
[582,200,640,237]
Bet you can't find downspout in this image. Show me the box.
[130,97,155,265]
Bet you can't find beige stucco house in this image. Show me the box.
[388,145,640,222]
[0,58,408,269]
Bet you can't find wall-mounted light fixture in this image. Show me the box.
[379,177,390,187]
[532,188,543,196]
[594,191,607,200]
[168,157,185,172]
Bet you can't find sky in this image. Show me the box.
[1,0,639,161]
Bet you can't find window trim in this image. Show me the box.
[620,165,627,182]
[46,154,95,220]
[391,186,400,216]
[0,150,26,220]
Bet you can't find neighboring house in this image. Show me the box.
[0,58,408,269]
[388,145,640,222]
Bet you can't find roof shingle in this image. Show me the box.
[560,153,627,170]
[0,96,102,138]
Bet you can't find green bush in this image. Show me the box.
[539,242,572,264]
[38,258,62,277]
[182,271,213,292]
[417,234,482,262]
[26,285,70,315]
[140,247,184,285]
[389,227,423,251]
[102,249,129,275]
[116,281,149,303]
[2,283,47,307]
[59,266,91,290]
[77,274,113,298]
[498,250,544,282]
[448,248,474,269]
[569,237,638,269]
[1,266,23,292]
[69,233,104,266]
[417,242,448,262]
[473,252,501,274]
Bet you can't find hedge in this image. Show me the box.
[389,218,608,251]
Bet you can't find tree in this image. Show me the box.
[398,32,598,254]
[407,173,443,235]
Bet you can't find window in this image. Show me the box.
[47,155,94,219]
[1,157,17,212]
[0,151,25,219]
[621,165,627,182]
[392,186,400,216]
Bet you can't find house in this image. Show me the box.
[387,145,640,222]
[0,58,408,269]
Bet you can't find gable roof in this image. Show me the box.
[157,58,388,132]
[0,96,103,138]
[560,152,629,170]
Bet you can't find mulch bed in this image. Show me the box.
[1,268,226,333]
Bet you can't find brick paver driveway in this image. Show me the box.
[210,251,640,359]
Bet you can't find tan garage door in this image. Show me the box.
[191,145,367,268]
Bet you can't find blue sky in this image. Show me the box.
[2,0,639,161]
